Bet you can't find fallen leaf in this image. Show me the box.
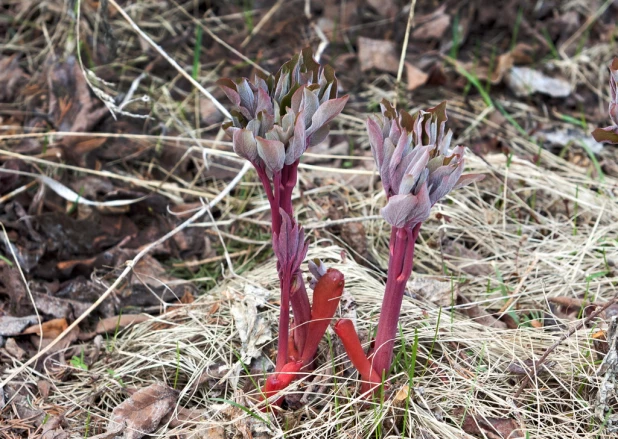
[22,317,68,338]
[505,66,572,98]
[535,127,604,154]
[107,383,178,439]
[441,239,492,276]
[230,285,273,363]
[405,62,429,90]
[457,294,507,329]
[507,359,555,376]
[412,6,451,41]
[95,314,151,334]
[366,0,397,18]
[4,337,26,359]
[460,411,524,438]
[0,315,39,336]
[40,415,69,439]
[408,277,454,306]
[0,55,28,102]
[357,37,399,73]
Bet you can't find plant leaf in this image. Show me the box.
[256,137,285,172]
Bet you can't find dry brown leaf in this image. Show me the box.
[0,55,28,102]
[405,62,429,90]
[107,383,178,439]
[412,6,451,41]
[366,0,397,18]
[95,314,151,334]
[357,37,399,73]
[22,318,68,338]
[460,412,524,438]
[458,294,506,329]
[548,296,587,309]
[408,277,454,306]
[442,239,492,276]
[4,337,26,360]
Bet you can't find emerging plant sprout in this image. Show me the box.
[219,47,483,406]
[334,100,484,390]
[218,48,348,407]
[592,57,618,144]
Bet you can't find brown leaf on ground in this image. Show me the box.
[95,314,151,334]
[0,56,28,102]
[458,293,507,329]
[405,62,429,90]
[0,315,38,336]
[340,221,369,260]
[40,415,69,439]
[48,57,108,134]
[507,359,555,376]
[22,317,68,338]
[357,37,399,73]
[459,410,524,438]
[548,296,587,312]
[107,383,178,439]
[441,239,492,276]
[408,277,454,306]
[412,6,451,41]
[365,0,397,18]
[4,337,26,360]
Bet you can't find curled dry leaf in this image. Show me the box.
[405,62,429,91]
[89,314,152,335]
[459,411,525,438]
[412,6,451,41]
[357,37,399,74]
[22,318,68,338]
[505,66,572,98]
[407,277,454,306]
[0,315,39,337]
[107,383,178,439]
[458,293,506,329]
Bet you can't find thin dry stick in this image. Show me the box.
[241,0,284,47]
[107,0,232,119]
[513,295,618,400]
[394,0,417,107]
[0,224,43,352]
[0,161,251,388]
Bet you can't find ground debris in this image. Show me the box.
[505,66,572,98]
[107,383,178,439]
[596,316,618,432]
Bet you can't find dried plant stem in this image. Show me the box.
[0,162,251,388]
[107,0,232,119]
[394,0,417,106]
[513,295,618,401]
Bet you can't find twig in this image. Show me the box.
[241,0,284,48]
[513,296,618,401]
[0,161,251,388]
[107,0,232,120]
[394,0,417,106]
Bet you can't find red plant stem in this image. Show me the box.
[290,277,310,355]
[280,161,298,217]
[276,273,291,371]
[371,223,421,377]
[334,319,381,386]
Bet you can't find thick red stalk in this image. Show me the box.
[290,277,310,355]
[371,223,421,377]
[334,319,381,387]
[299,269,344,365]
[276,274,291,371]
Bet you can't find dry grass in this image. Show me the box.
[25,149,616,438]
